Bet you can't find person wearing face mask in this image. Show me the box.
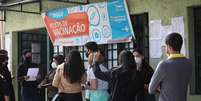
[93,50,144,101]
[133,48,155,101]
[86,49,110,101]
[149,33,192,101]
[38,55,64,101]
[17,49,41,101]
[84,41,98,101]
[0,49,15,101]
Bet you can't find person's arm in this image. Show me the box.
[36,64,43,82]
[4,96,9,101]
[85,68,97,90]
[148,61,166,94]
[144,64,154,90]
[17,64,31,82]
[89,79,97,90]
[38,79,48,88]
[93,63,112,81]
[18,76,29,81]
[17,65,26,81]
[52,66,61,88]
[81,73,87,84]
[39,69,52,86]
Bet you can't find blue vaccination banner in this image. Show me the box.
[43,0,134,46]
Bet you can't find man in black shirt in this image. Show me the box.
[17,49,41,101]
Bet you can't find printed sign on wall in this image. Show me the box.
[42,0,134,46]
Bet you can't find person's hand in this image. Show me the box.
[37,84,42,88]
[24,76,29,81]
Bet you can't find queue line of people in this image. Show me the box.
[1,32,192,101]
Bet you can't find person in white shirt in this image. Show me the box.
[84,42,109,101]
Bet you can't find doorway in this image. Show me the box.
[18,30,47,101]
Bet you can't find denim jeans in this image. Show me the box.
[21,86,39,101]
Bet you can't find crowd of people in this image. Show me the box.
[0,32,192,101]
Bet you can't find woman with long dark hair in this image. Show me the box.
[93,50,144,101]
[52,50,85,101]
[133,48,155,101]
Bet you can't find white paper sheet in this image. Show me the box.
[150,38,162,58]
[149,20,163,58]
[26,68,39,81]
[161,25,173,46]
[149,16,186,59]
[149,20,162,39]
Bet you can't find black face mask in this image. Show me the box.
[25,57,32,62]
[85,52,89,58]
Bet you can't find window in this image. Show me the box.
[53,45,64,56]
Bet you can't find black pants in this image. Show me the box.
[86,99,90,101]
[58,92,82,101]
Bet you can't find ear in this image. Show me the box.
[88,49,92,54]
[167,45,174,52]
[166,44,170,50]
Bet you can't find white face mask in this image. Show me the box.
[135,57,142,65]
[51,62,57,69]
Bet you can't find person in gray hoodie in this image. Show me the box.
[149,33,192,101]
